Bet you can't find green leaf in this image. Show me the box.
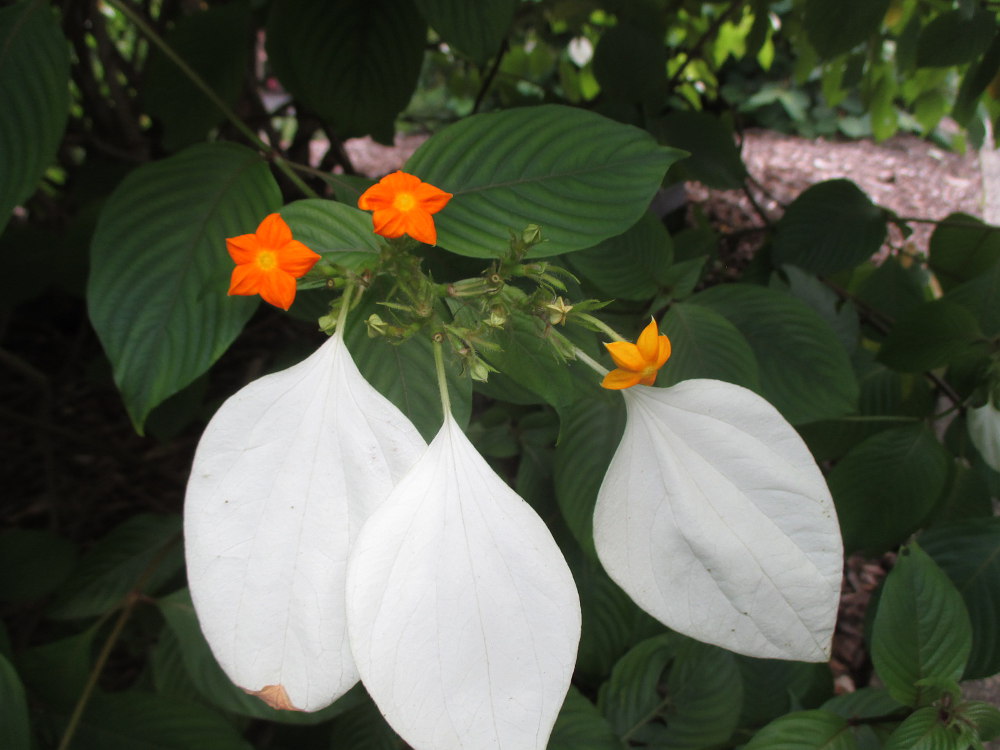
[0,528,77,603]
[280,198,382,271]
[774,265,860,353]
[917,8,997,68]
[872,544,972,707]
[405,105,684,258]
[689,283,858,424]
[881,706,963,750]
[954,34,1000,125]
[739,658,835,726]
[413,0,516,64]
[855,256,928,322]
[554,392,626,558]
[829,425,950,554]
[47,514,183,620]
[567,211,673,300]
[598,633,677,737]
[658,111,748,189]
[592,23,669,107]
[821,686,905,721]
[961,701,1000,741]
[0,0,69,235]
[928,213,1000,292]
[549,687,624,750]
[772,180,887,276]
[266,0,425,142]
[878,299,986,372]
[157,588,362,723]
[0,654,29,750]
[327,697,405,749]
[88,143,281,431]
[744,710,858,749]
[943,259,1000,336]
[142,2,252,150]
[658,302,760,389]
[920,519,1000,679]
[17,626,97,709]
[804,0,890,59]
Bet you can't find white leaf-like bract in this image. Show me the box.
[594,379,842,662]
[346,414,581,750]
[184,331,426,712]
[968,399,1000,473]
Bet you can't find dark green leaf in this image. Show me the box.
[47,514,183,620]
[829,425,950,554]
[17,626,96,709]
[917,8,997,68]
[943,259,1000,335]
[797,416,919,463]
[656,111,748,190]
[567,211,673,300]
[772,180,886,276]
[266,0,425,142]
[554,392,626,558]
[821,686,905,721]
[598,633,677,737]
[658,302,760,389]
[855,256,928,322]
[592,23,669,106]
[88,143,281,431]
[0,654,29,750]
[0,0,69,235]
[549,687,624,750]
[878,299,986,372]
[689,284,858,424]
[881,706,962,750]
[744,709,858,749]
[0,528,77,603]
[928,213,1000,292]
[739,658,835,727]
[954,33,1000,125]
[961,701,1000,741]
[775,265,860,353]
[920,519,1000,679]
[406,105,684,258]
[143,2,251,150]
[805,0,890,59]
[281,198,382,271]
[413,0,516,63]
[328,696,405,749]
[872,544,972,707]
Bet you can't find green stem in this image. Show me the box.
[572,346,609,377]
[336,284,356,332]
[576,313,628,343]
[104,0,319,200]
[433,339,452,421]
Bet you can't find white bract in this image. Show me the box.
[968,398,1000,473]
[346,413,581,750]
[594,379,843,662]
[184,331,426,712]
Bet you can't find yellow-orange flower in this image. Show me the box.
[357,171,453,245]
[226,213,320,311]
[601,318,672,390]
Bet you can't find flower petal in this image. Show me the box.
[604,341,646,372]
[968,400,1000,472]
[370,207,408,238]
[256,212,293,248]
[593,380,843,662]
[228,262,266,297]
[655,335,672,369]
[635,317,661,363]
[258,269,298,310]
[400,208,437,245]
[346,414,581,750]
[601,368,643,390]
[184,332,426,712]
[276,239,321,277]
[226,233,262,265]
[412,180,453,213]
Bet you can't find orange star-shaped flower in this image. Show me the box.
[601,318,672,390]
[357,171,453,245]
[226,213,321,311]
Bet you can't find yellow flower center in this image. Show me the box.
[256,250,278,271]
[392,192,417,212]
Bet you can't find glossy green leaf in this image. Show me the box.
[804,0,890,59]
[143,2,251,150]
[878,299,986,372]
[554,393,626,559]
[598,633,677,737]
[0,0,69,235]
[280,198,382,272]
[567,211,673,300]
[47,514,183,620]
[157,589,362,723]
[829,425,950,554]
[872,544,972,707]
[917,8,996,68]
[0,528,76,603]
[658,302,760,389]
[413,0,516,63]
[772,180,886,276]
[657,111,748,189]
[549,687,624,750]
[689,284,858,424]
[920,519,1000,679]
[88,143,281,431]
[266,0,425,142]
[881,706,963,750]
[928,213,1000,292]
[0,654,29,750]
[405,105,684,258]
[744,710,859,750]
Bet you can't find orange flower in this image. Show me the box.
[226,213,320,310]
[357,171,453,245]
[601,318,672,390]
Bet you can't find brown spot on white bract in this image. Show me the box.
[243,683,302,711]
